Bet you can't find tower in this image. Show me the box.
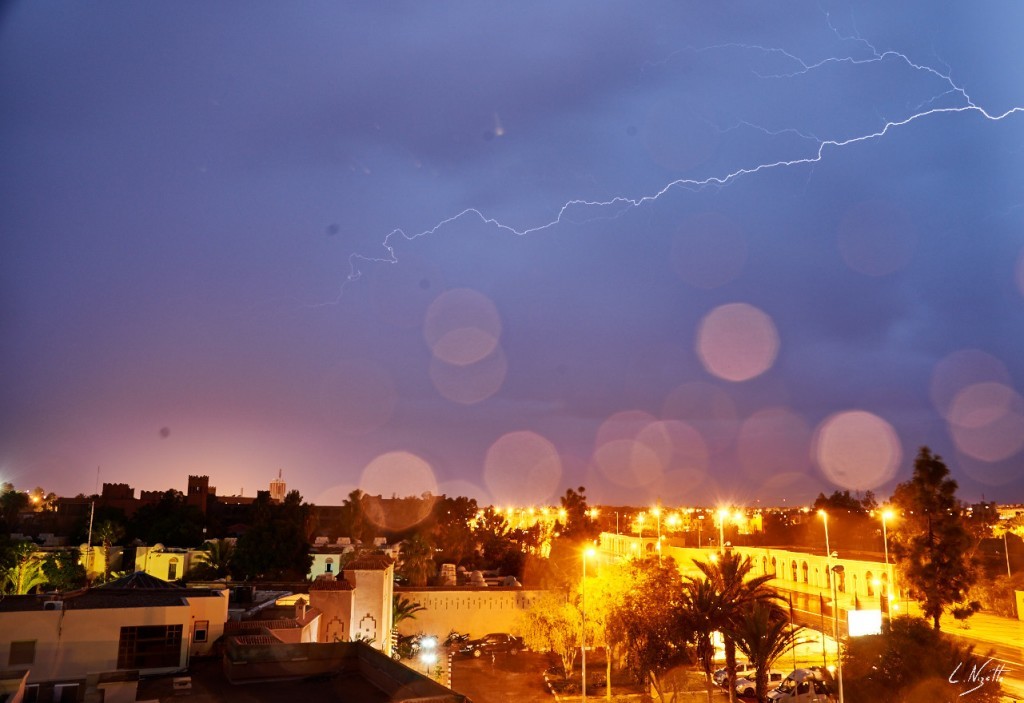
[269,470,286,503]
[187,475,210,515]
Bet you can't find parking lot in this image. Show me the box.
[450,651,555,703]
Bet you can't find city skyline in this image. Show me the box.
[3,2,1024,506]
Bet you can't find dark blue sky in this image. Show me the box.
[2,2,1023,507]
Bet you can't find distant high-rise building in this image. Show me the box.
[270,470,286,503]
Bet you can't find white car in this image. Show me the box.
[713,663,757,687]
[735,671,785,698]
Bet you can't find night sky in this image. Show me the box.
[3,2,1024,508]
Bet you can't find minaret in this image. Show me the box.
[269,469,286,503]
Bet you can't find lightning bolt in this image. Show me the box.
[335,16,1022,300]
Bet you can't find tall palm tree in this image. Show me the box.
[2,541,47,594]
[200,538,234,578]
[693,552,779,703]
[731,602,806,702]
[399,533,437,587]
[679,576,728,703]
[93,520,125,582]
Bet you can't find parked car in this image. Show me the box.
[735,670,786,698]
[767,668,836,702]
[714,663,757,687]
[458,632,525,657]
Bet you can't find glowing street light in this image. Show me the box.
[652,506,662,564]
[830,565,846,703]
[717,508,729,552]
[880,509,894,604]
[818,509,831,558]
[582,546,596,702]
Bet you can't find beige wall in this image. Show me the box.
[187,591,229,656]
[135,547,208,580]
[308,589,355,644]
[394,588,544,639]
[345,565,394,657]
[1,605,190,683]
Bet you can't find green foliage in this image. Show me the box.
[731,602,806,702]
[189,538,234,579]
[520,590,584,679]
[128,491,205,547]
[607,557,690,703]
[431,495,478,566]
[230,491,313,580]
[393,594,426,629]
[398,533,436,586]
[971,572,1024,618]
[1,541,47,594]
[843,616,1002,702]
[0,485,30,533]
[558,486,600,543]
[890,447,980,630]
[41,548,87,591]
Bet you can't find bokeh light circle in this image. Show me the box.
[360,451,439,530]
[483,431,562,506]
[696,303,780,382]
[636,419,710,476]
[813,410,901,491]
[592,438,664,488]
[319,359,397,436]
[424,288,502,366]
[429,347,507,405]
[662,381,739,454]
[929,349,1011,420]
[595,410,659,450]
[948,382,1024,462]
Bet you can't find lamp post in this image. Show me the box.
[818,509,831,558]
[652,506,662,564]
[717,508,728,552]
[830,565,845,703]
[582,547,596,702]
[881,509,894,607]
[697,514,704,548]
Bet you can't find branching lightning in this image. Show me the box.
[336,17,1022,299]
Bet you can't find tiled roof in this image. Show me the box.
[231,635,282,645]
[310,578,354,590]
[99,571,184,590]
[344,555,394,571]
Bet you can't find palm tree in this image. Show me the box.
[679,576,728,703]
[2,541,47,594]
[393,593,426,629]
[693,552,779,703]
[731,602,806,702]
[195,538,233,578]
[93,520,125,582]
[399,533,437,587]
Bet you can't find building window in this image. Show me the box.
[9,640,35,666]
[168,557,179,581]
[325,557,333,574]
[118,625,183,669]
[194,620,209,643]
[54,684,79,703]
[24,684,39,703]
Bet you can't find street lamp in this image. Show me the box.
[881,509,894,607]
[652,506,662,564]
[818,509,831,558]
[582,547,596,702]
[830,565,845,703]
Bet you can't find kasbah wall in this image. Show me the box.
[395,588,544,638]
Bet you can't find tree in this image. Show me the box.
[607,557,690,703]
[731,602,805,702]
[393,593,426,630]
[230,491,313,580]
[432,495,478,566]
[398,533,437,586]
[691,552,779,703]
[127,491,205,547]
[1,541,46,594]
[190,538,234,579]
[890,447,980,630]
[843,615,1001,702]
[520,590,584,681]
[93,519,125,581]
[679,575,727,703]
[41,548,87,591]
[559,486,600,542]
[0,485,29,534]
